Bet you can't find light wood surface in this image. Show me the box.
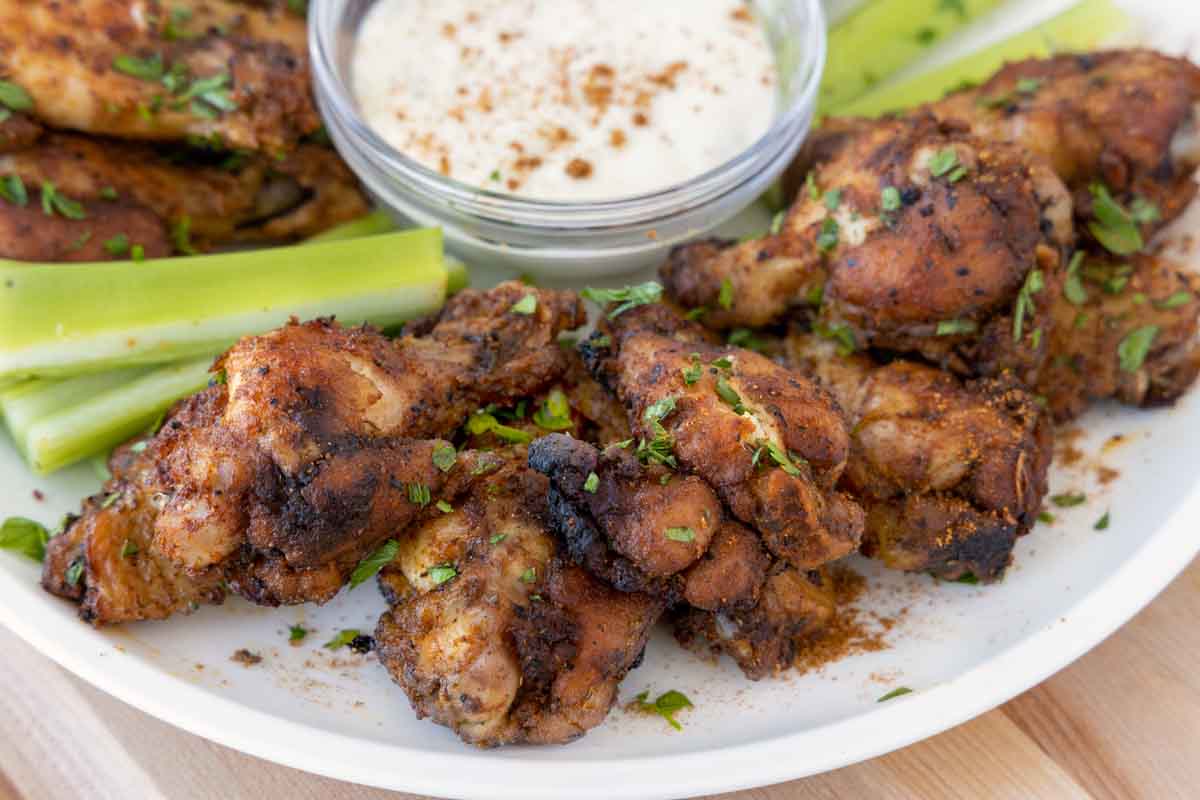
[1,559,1196,800]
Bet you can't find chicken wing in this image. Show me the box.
[1038,252,1200,421]
[582,302,864,570]
[662,114,1072,384]
[930,49,1200,239]
[43,284,586,622]
[0,0,319,152]
[784,333,1052,581]
[375,451,662,747]
[0,132,369,259]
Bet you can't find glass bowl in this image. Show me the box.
[310,0,826,278]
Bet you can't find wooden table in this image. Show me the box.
[1,558,1196,800]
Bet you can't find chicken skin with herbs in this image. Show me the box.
[582,303,864,571]
[663,114,1072,385]
[375,451,662,747]
[784,334,1052,581]
[930,49,1200,241]
[43,284,586,622]
[1037,252,1200,421]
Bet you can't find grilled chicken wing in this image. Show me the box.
[785,334,1052,581]
[375,452,662,747]
[43,284,586,622]
[0,0,319,152]
[0,132,368,259]
[1038,252,1200,421]
[663,114,1072,384]
[583,303,864,570]
[930,49,1200,238]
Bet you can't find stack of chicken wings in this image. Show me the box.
[41,49,1200,748]
[0,0,368,260]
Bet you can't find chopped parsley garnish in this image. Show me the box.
[466,411,533,444]
[490,533,507,545]
[180,72,237,119]
[823,188,842,212]
[40,182,86,220]
[816,217,840,253]
[65,558,84,587]
[711,356,733,370]
[520,567,537,583]
[1016,77,1043,94]
[1088,183,1143,256]
[0,174,27,207]
[1063,251,1088,306]
[633,689,693,730]
[953,573,979,585]
[1155,291,1193,310]
[761,440,803,477]
[0,80,33,113]
[163,6,198,40]
[407,483,432,507]
[348,539,399,589]
[0,517,50,561]
[583,472,600,494]
[100,491,121,509]
[681,354,703,385]
[727,328,766,352]
[489,169,501,182]
[805,172,820,201]
[323,629,360,650]
[1117,325,1158,373]
[877,687,913,702]
[769,209,786,235]
[643,395,678,426]
[99,186,119,201]
[432,444,457,472]
[113,53,165,81]
[718,278,734,310]
[1050,492,1087,508]
[119,539,139,559]
[591,333,612,348]
[581,282,662,318]
[715,376,746,415]
[880,186,901,212]
[635,431,677,469]
[436,500,453,514]
[813,321,856,355]
[288,624,308,643]
[533,388,573,431]
[1037,511,1056,524]
[665,527,695,543]
[171,215,197,255]
[510,293,538,315]
[928,148,961,179]
[1012,268,1044,343]
[1094,511,1111,531]
[1129,197,1161,226]
[935,319,977,336]
[429,564,457,585]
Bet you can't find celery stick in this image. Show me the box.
[0,227,446,381]
[19,356,215,474]
[820,0,1002,112]
[0,367,149,448]
[306,210,397,243]
[834,0,1130,117]
[445,255,470,294]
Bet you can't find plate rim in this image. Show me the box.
[2,472,1197,800]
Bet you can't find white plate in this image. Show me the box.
[3,2,1200,798]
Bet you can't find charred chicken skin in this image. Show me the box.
[930,49,1200,239]
[1038,252,1200,421]
[43,283,586,623]
[663,114,1072,384]
[582,303,864,571]
[784,334,1052,581]
[375,451,662,747]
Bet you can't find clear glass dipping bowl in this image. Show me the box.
[310,0,826,278]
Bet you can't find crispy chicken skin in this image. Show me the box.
[664,114,1072,384]
[0,133,369,257]
[529,433,724,597]
[0,0,319,152]
[1038,253,1200,421]
[42,417,227,624]
[583,304,864,570]
[785,334,1052,581]
[930,50,1200,237]
[375,453,662,747]
[43,284,585,622]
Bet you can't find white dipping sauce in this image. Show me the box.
[353,0,779,201]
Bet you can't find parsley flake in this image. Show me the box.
[1064,251,1088,306]
[633,689,694,731]
[718,278,734,310]
[429,564,457,585]
[510,293,538,315]
[119,539,139,559]
[288,624,308,643]
[877,687,913,702]
[1050,492,1087,508]
[581,282,662,318]
[665,527,695,543]
[816,217,840,253]
[113,53,165,81]
[0,174,27,207]
[682,354,703,386]
[436,500,453,514]
[928,148,961,178]
[349,539,399,589]
[1155,291,1193,310]
[0,80,32,112]
[324,629,360,650]
[0,517,50,562]
[880,186,901,212]
[935,319,977,336]
[1089,183,1143,256]
[1117,326,1158,373]
[407,483,432,507]
[1094,511,1111,531]
[533,388,573,431]
[583,472,600,494]
[432,444,457,472]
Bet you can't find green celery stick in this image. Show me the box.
[0,367,149,441]
[820,0,1003,112]
[0,227,447,381]
[18,356,215,474]
[834,0,1130,117]
[306,210,397,243]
